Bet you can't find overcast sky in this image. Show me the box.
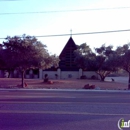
[0,0,130,55]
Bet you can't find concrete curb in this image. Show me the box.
[0,88,130,93]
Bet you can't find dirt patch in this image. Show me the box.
[0,78,128,90]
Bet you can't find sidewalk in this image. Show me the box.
[0,88,130,93]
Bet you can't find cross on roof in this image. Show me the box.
[70,29,72,37]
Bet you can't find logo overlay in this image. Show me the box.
[118,118,130,130]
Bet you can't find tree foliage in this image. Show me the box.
[75,42,130,89]
[1,35,59,87]
[115,43,130,89]
[74,43,120,81]
[94,44,121,81]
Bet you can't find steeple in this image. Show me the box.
[59,37,79,71]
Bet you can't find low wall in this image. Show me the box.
[42,69,99,79]
[0,69,99,80]
[60,71,79,79]
[83,71,98,79]
[42,71,57,79]
[0,70,39,79]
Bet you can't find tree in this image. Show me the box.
[116,43,130,89]
[2,35,59,87]
[0,43,17,77]
[74,43,94,70]
[74,44,120,81]
[0,45,6,70]
[94,44,121,81]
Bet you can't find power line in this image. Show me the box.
[0,29,130,39]
[36,29,130,37]
[0,6,130,15]
[0,0,23,1]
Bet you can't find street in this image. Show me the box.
[0,89,130,130]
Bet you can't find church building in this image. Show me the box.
[41,36,98,79]
[59,36,79,71]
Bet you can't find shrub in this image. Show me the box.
[44,74,48,82]
[83,84,95,89]
[68,74,72,78]
[55,74,58,79]
[83,84,90,89]
[80,75,87,79]
[91,75,97,80]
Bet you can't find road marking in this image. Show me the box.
[0,101,130,105]
[0,95,129,99]
[0,110,129,116]
[0,95,77,98]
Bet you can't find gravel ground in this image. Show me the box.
[0,77,128,90]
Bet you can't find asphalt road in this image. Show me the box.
[0,89,130,130]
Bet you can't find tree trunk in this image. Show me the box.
[128,72,130,90]
[100,76,105,81]
[97,72,105,81]
[21,70,25,88]
[8,70,11,78]
[96,70,111,82]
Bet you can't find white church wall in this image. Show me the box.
[0,70,4,78]
[60,71,79,79]
[83,71,98,79]
[0,69,99,80]
[42,71,57,79]
[41,69,99,79]
[79,68,83,79]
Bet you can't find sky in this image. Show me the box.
[0,0,130,55]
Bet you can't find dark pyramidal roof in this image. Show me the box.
[59,37,79,71]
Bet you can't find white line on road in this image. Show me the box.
[0,101,130,105]
[0,110,129,116]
